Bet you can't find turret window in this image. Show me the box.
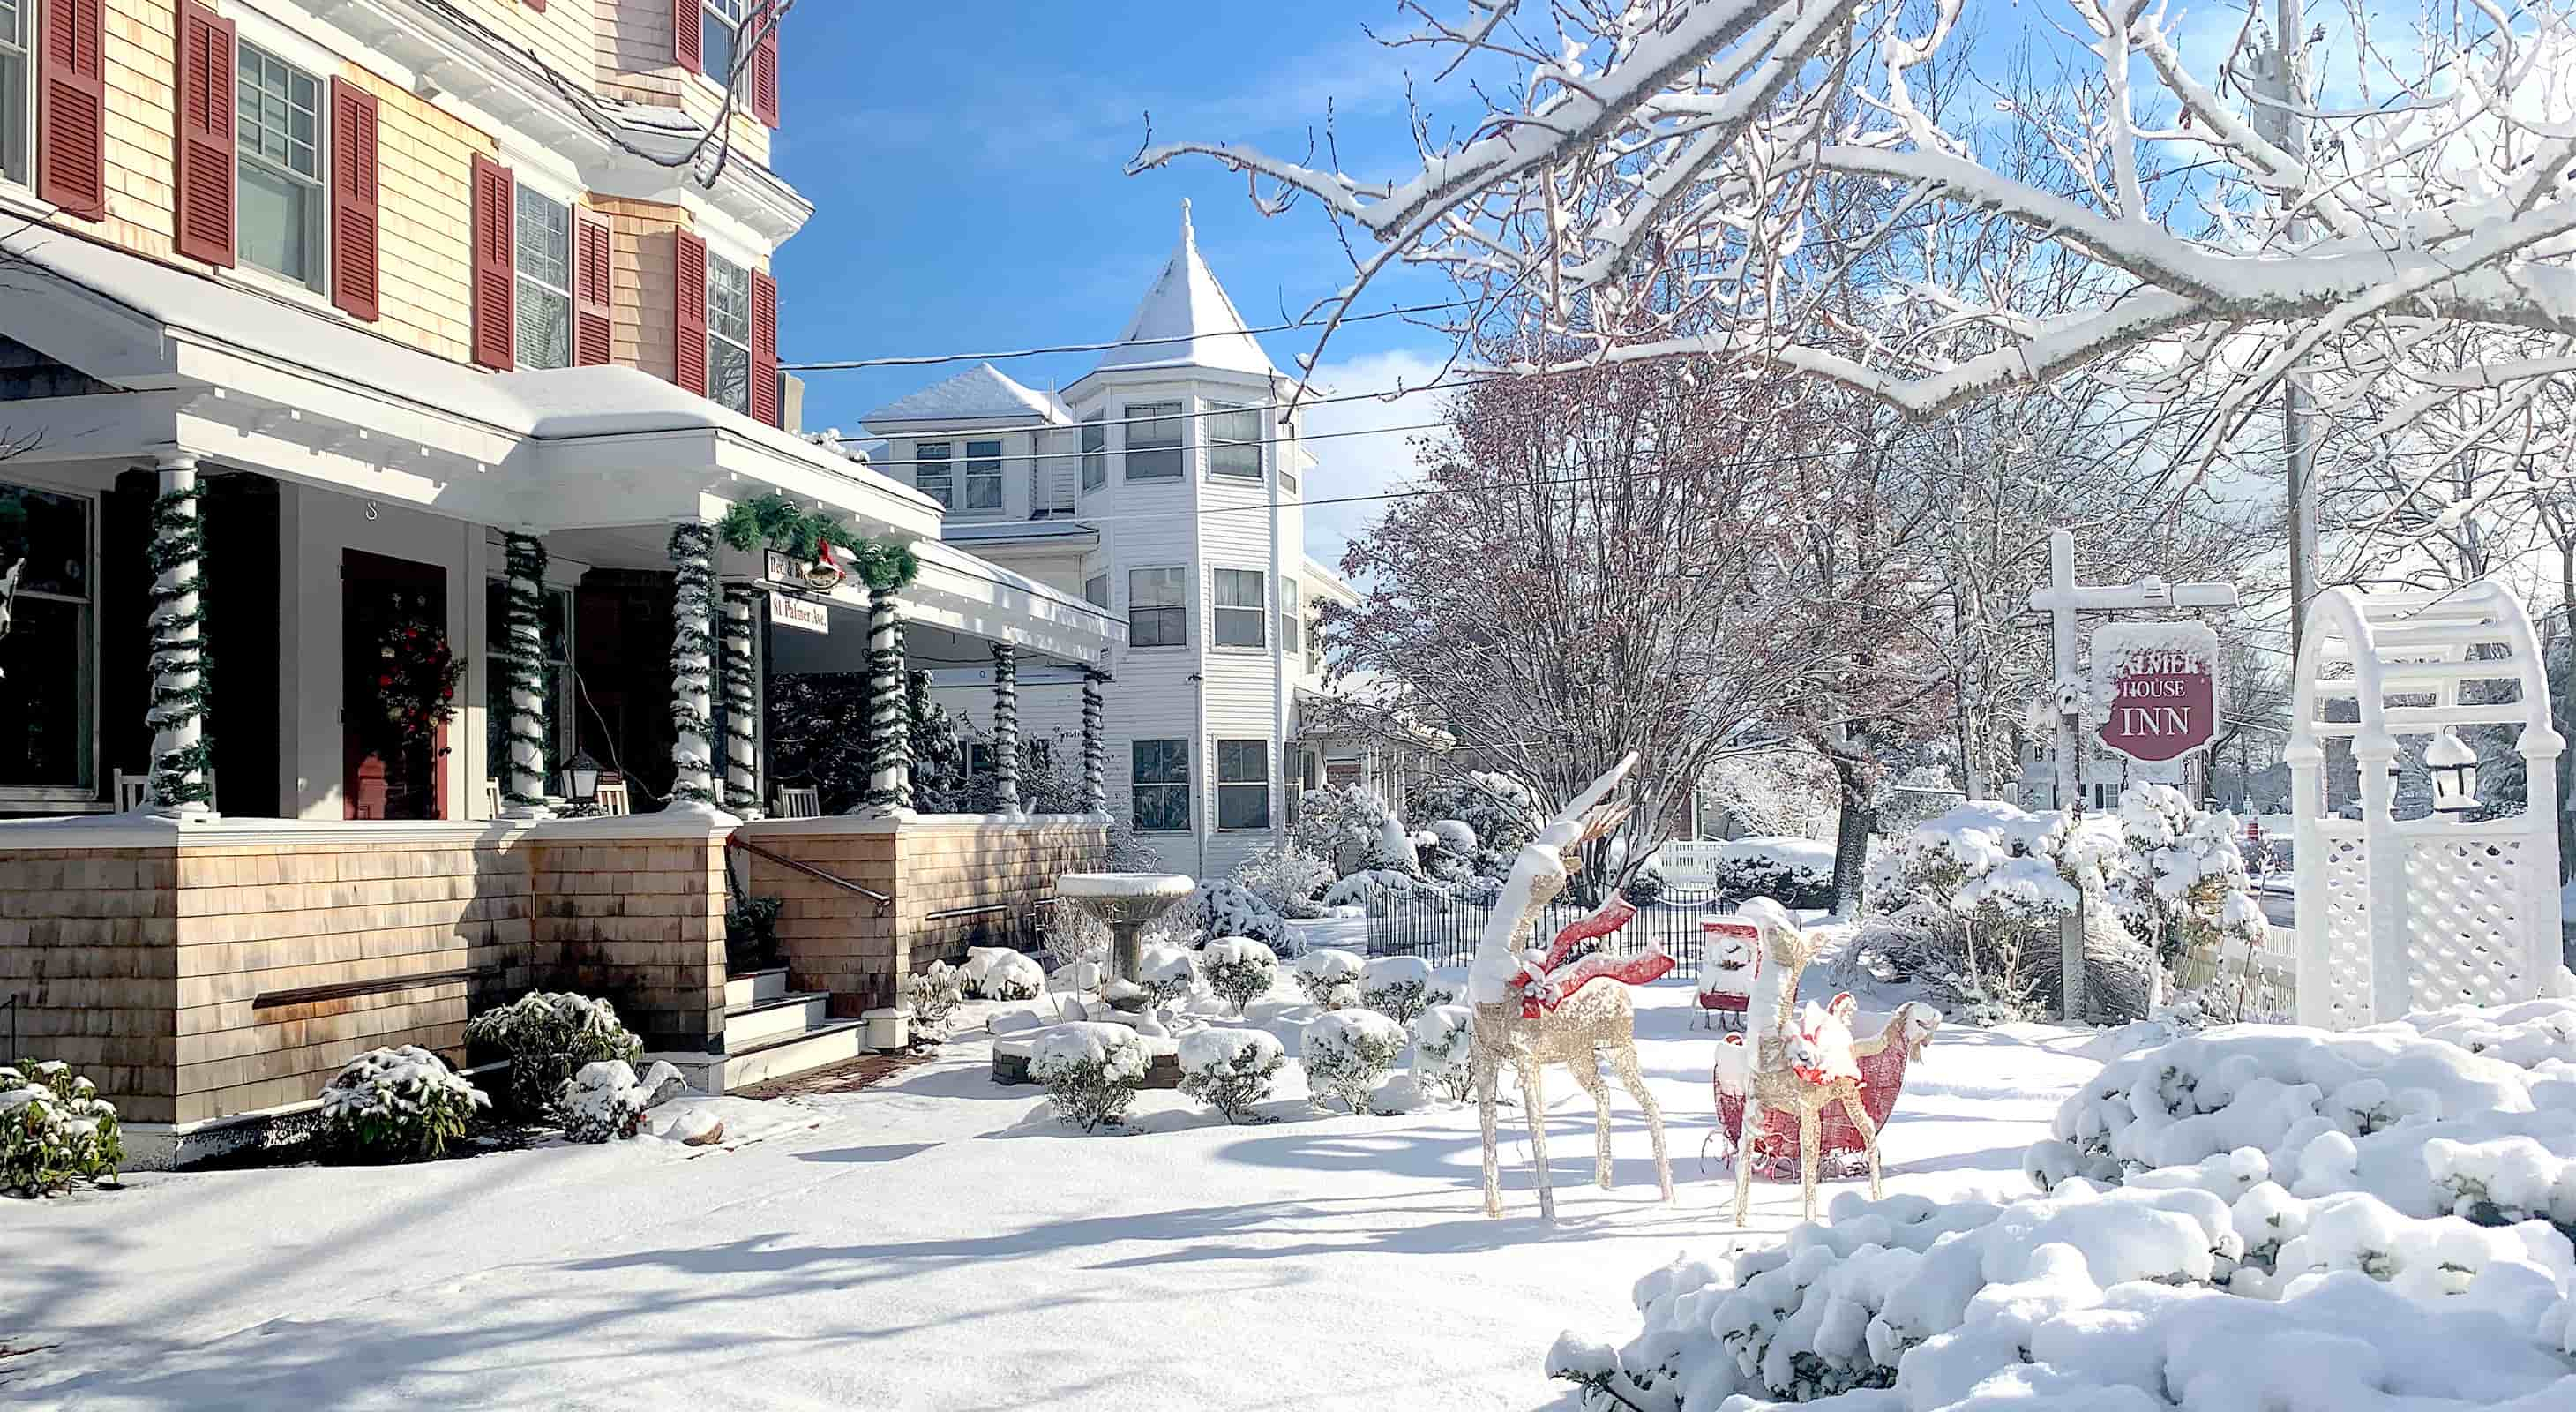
[1124,402,1183,480]
[1209,402,1261,478]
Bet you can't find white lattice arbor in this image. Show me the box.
[2287,583,2570,1029]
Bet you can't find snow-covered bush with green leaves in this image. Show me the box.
[559,1060,650,1143]
[1030,1023,1149,1132]
[319,1046,489,1161]
[1232,841,1335,920]
[1359,954,1448,1025]
[1135,943,1203,1006]
[963,946,1045,1001]
[1202,936,1281,1013]
[1413,771,1539,876]
[1291,785,1405,875]
[465,991,644,1117]
[1292,947,1366,1008]
[1321,867,1449,912]
[2115,783,2277,1019]
[906,960,966,1037]
[1,1061,124,1197]
[1410,1004,1476,1102]
[1178,1027,1286,1123]
[1180,877,1286,948]
[1301,1009,1407,1114]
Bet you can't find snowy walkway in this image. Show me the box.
[4,986,2097,1410]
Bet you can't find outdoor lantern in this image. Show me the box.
[2426,729,2481,816]
[562,750,603,807]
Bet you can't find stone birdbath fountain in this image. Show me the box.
[1055,872,1195,995]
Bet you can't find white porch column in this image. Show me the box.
[721,584,763,819]
[991,642,1021,813]
[667,523,719,808]
[498,532,552,817]
[1081,666,1107,814]
[144,454,213,817]
[864,582,912,811]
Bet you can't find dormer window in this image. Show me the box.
[962,439,1003,512]
[917,441,953,506]
[912,440,1001,513]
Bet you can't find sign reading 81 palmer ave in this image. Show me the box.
[2090,621,2220,764]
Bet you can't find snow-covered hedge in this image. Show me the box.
[1202,936,1281,1014]
[1302,1010,1406,1114]
[1030,1023,1149,1132]
[1,1061,124,1197]
[558,1060,651,1143]
[1292,948,1366,1009]
[1178,1027,1286,1123]
[465,991,644,1118]
[1232,841,1335,920]
[1359,954,1448,1025]
[1135,943,1203,1006]
[1411,1004,1476,1102]
[906,960,965,1037]
[963,946,1045,1002]
[1180,878,1286,948]
[319,1046,490,1161]
[1699,839,1835,911]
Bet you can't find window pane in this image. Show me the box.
[701,8,738,79]
[515,188,571,289]
[1213,569,1262,608]
[1218,785,1268,830]
[1217,740,1267,783]
[1083,575,1109,609]
[0,26,29,188]
[236,160,315,282]
[1214,607,1263,649]
[1130,567,1184,607]
[0,597,88,788]
[516,281,572,370]
[708,336,751,413]
[1124,402,1182,479]
[707,254,752,342]
[0,484,90,597]
[965,440,1002,511]
[1080,412,1106,490]
[916,443,953,507]
[1209,404,1261,477]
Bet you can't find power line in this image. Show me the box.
[822,371,1500,448]
[784,298,1474,372]
[856,418,1453,470]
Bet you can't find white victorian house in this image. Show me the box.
[859,207,1403,876]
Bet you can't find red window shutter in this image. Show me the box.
[469,154,517,371]
[753,8,780,127]
[36,0,107,219]
[672,229,708,394]
[170,2,236,264]
[749,268,779,426]
[573,207,615,367]
[328,79,382,322]
[527,0,546,10]
[673,0,701,74]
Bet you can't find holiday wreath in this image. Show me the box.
[374,597,465,747]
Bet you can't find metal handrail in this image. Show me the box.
[726,835,892,910]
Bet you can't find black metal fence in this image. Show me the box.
[1363,890,1732,981]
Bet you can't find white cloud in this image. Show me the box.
[1296,345,1454,566]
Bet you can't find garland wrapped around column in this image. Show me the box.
[667,523,719,808]
[991,642,1021,814]
[1081,666,1107,815]
[498,533,551,813]
[146,461,212,813]
[863,583,912,810]
[720,584,762,818]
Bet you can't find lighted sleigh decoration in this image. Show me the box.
[1694,917,1759,1030]
[1711,898,1941,1222]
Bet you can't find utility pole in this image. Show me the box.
[2030,530,2241,1019]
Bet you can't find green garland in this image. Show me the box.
[667,523,718,807]
[861,588,912,809]
[145,484,212,807]
[498,534,550,807]
[719,584,760,815]
[714,492,920,590]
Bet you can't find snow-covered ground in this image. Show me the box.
[0,980,2097,1411]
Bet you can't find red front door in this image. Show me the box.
[343,550,451,821]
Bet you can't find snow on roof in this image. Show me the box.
[1083,201,1280,382]
[861,363,1068,428]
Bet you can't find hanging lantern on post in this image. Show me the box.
[2426,729,2480,817]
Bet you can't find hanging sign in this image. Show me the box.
[2091,622,2219,763]
[768,590,829,635]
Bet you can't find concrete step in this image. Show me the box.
[725,967,790,1010]
[724,991,829,1048]
[720,1019,869,1091]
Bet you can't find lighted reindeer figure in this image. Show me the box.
[1469,754,1674,1221]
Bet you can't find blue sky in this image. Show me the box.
[769,1,1458,561]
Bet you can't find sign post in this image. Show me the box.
[2028,530,2239,1019]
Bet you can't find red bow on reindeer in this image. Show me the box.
[1510,895,1675,1018]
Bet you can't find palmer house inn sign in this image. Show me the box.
[2091,622,2220,764]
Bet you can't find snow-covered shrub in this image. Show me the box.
[0,1061,124,1197]
[1411,1004,1476,1102]
[1178,1027,1286,1123]
[962,946,1045,1002]
[1413,771,1539,876]
[1232,841,1334,920]
[1292,947,1366,1009]
[1320,867,1447,912]
[319,1046,489,1161]
[905,960,966,1038]
[1359,954,1447,1025]
[2115,784,2276,1018]
[1301,1010,1406,1114]
[1030,1023,1149,1132]
[1179,878,1285,949]
[1701,843,1835,910]
[558,1060,650,1143]
[1134,943,1202,1006]
[465,991,644,1118]
[1291,785,1406,876]
[1201,936,1281,1014]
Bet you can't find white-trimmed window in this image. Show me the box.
[914,442,953,506]
[1209,402,1262,478]
[1124,402,1183,480]
[962,439,1003,513]
[514,187,573,370]
[701,0,746,82]
[1212,568,1265,649]
[1280,577,1301,655]
[1083,573,1109,610]
[1131,739,1189,832]
[1128,567,1186,647]
[1217,740,1269,830]
[0,480,94,796]
[0,0,29,188]
[236,41,326,290]
[1080,410,1106,491]
[705,250,753,414]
